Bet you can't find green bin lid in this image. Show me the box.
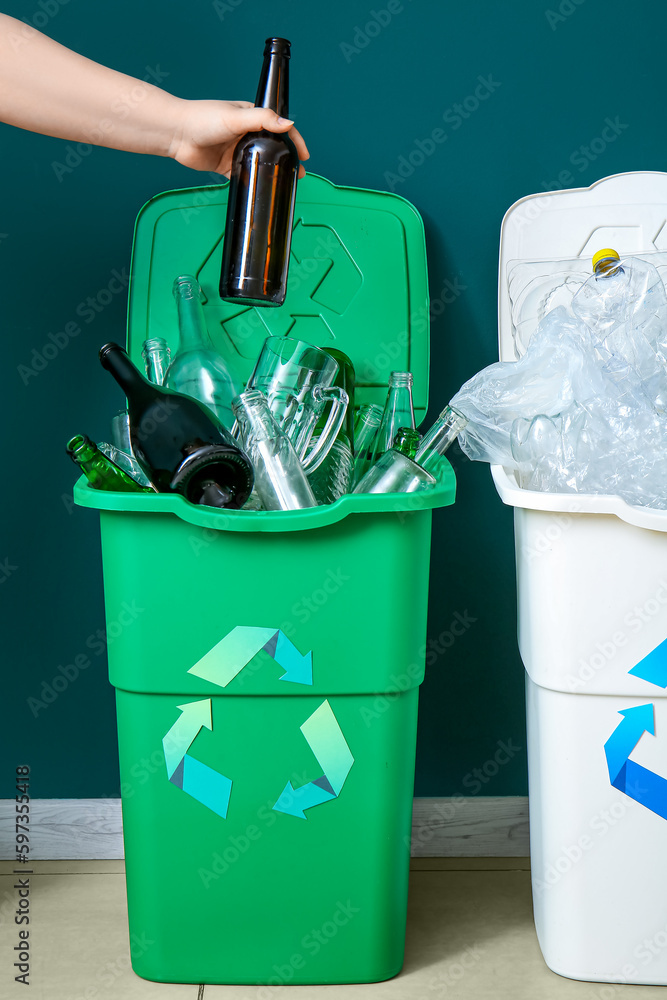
[126,172,430,419]
[74,173,456,530]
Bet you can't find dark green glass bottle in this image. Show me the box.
[67,434,154,493]
[392,427,421,460]
[307,349,355,505]
[99,343,254,509]
[219,38,299,307]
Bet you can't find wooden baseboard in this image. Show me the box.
[0,796,529,860]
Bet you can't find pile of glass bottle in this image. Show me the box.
[67,275,466,512]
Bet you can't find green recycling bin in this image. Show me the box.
[74,174,456,985]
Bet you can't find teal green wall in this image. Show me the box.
[2,0,659,799]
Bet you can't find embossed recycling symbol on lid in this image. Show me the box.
[199,218,363,355]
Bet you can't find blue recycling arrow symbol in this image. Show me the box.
[604,703,667,821]
[628,637,667,688]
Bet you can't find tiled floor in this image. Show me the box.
[0,858,664,999]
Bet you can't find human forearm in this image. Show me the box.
[0,14,184,156]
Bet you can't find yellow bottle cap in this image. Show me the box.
[592,248,620,272]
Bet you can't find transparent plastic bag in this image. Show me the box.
[451,256,667,508]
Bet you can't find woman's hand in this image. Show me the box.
[169,99,310,178]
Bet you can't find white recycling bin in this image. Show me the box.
[495,171,667,985]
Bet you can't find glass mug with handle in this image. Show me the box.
[242,336,348,474]
[233,389,317,511]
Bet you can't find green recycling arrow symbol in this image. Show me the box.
[162,699,232,818]
[163,627,354,820]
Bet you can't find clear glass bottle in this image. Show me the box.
[107,409,152,486]
[165,275,241,429]
[306,348,355,505]
[414,405,468,473]
[352,448,435,496]
[67,434,154,493]
[372,371,416,463]
[352,403,382,485]
[142,337,171,385]
[233,389,317,511]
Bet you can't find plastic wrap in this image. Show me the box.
[452,256,667,508]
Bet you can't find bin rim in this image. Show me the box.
[73,457,455,532]
[492,464,667,533]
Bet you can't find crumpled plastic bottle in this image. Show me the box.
[449,252,667,508]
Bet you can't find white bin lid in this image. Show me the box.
[494,170,667,531]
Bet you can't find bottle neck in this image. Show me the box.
[255,38,291,116]
[67,434,98,466]
[142,338,171,384]
[415,404,467,469]
[233,389,279,443]
[393,428,421,459]
[173,276,211,351]
[389,371,413,391]
[111,410,132,453]
[100,344,156,402]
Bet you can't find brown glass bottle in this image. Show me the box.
[219,37,299,307]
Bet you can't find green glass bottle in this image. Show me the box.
[307,348,355,505]
[372,371,416,463]
[392,427,421,460]
[352,403,382,485]
[67,434,154,493]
